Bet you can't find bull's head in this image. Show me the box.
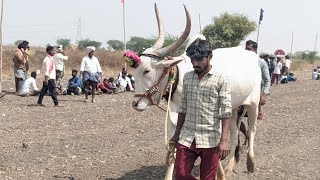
[132,4,191,111]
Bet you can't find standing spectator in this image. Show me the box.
[284,55,292,74]
[80,46,102,103]
[53,45,68,78]
[20,71,40,96]
[36,46,59,106]
[67,70,82,95]
[170,39,232,179]
[245,40,270,119]
[13,40,29,94]
[272,56,283,85]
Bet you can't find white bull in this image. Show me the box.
[132,4,261,180]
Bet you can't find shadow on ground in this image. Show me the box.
[102,165,200,180]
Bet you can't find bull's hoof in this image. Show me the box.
[217,175,226,180]
[246,155,255,173]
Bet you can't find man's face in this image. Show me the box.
[48,49,56,56]
[191,55,211,74]
[89,51,94,58]
[246,45,257,53]
[72,71,77,77]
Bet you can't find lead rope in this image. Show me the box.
[165,67,176,166]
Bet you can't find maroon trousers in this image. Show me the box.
[174,140,220,180]
[272,73,280,85]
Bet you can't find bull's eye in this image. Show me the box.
[143,70,150,75]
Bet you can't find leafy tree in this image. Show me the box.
[14,40,24,46]
[126,34,185,56]
[293,51,320,62]
[203,12,256,49]
[107,40,124,51]
[56,38,71,49]
[77,38,102,50]
[126,36,155,52]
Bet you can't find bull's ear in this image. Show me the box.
[155,57,183,69]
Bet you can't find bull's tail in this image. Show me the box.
[235,106,247,163]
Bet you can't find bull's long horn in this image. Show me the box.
[157,5,191,57]
[151,3,165,49]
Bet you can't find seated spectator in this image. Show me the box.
[280,72,288,84]
[106,77,117,93]
[127,74,135,89]
[67,70,82,95]
[116,70,134,93]
[20,71,40,96]
[98,78,113,94]
[312,69,320,80]
[288,73,297,82]
[56,70,67,95]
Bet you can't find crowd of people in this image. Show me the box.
[260,53,297,85]
[12,41,135,106]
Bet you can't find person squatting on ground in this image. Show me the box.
[170,39,232,180]
[19,71,40,97]
[67,70,82,95]
[116,70,134,93]
[13,40,29,94]
[36,46,59,106]
[245,40,270,120]
[80,46,102,103]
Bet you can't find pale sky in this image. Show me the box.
[2,0,320,54]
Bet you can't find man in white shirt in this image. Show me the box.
[284,55,292,74]
[36,46,59,106]
[53,45,68,78]
[20,71,39,96]
[116,70,133,93]
[80,46,102,103]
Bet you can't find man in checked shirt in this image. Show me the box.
[171,39,232,180]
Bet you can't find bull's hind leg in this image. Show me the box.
[246,105,258,173]
[224,109,238,177]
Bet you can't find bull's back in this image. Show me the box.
[211,47,261,107]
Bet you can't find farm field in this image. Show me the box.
[0,68,319,180]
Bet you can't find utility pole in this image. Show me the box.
[76,17,82,43]
[0,0,4,96]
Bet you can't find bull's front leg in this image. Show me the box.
[164,162,175,180]
[246,105,258,173]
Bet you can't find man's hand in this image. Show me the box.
[218,140,230,160]
[43,80,48,86]
[170,130,180,143]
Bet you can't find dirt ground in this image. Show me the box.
[0,68,319,180]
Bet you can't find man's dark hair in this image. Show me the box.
[245,40,258,50]
[31,71,37,78]
[72,69,78,74]
[285,55,290,59]
[46,46,54,53]
[108,77,114,82]
[186,39,212,60]
[18,40,29,49]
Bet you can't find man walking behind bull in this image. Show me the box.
[170,39,232,180]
